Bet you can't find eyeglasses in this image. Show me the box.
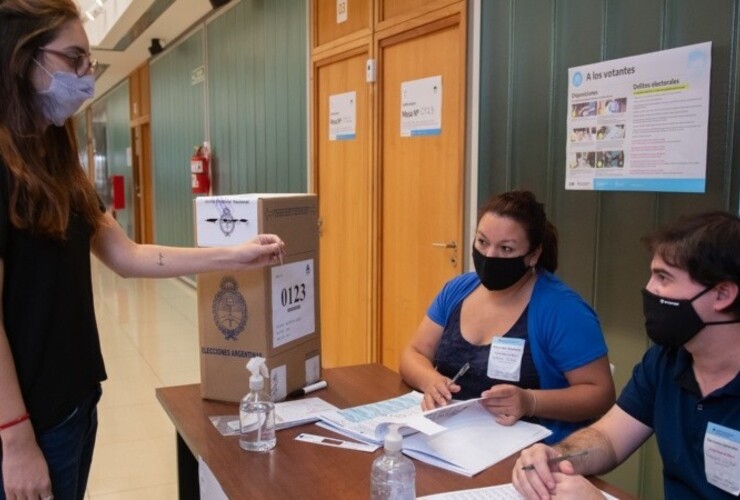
[38,47,98,77]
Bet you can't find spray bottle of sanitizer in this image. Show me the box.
[239,356,276,452]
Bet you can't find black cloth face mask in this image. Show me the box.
[642,287,740,348]
[472,246,532,291]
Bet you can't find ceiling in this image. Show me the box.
[74,0,216,99]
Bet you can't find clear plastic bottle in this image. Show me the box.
[239,357,276,452]
[370,424,416,500]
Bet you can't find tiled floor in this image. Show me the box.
[86,257,200,499]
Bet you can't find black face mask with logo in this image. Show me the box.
[472,246,532,291]
[642,287,740,348]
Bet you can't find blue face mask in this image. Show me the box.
[34,61,95,126]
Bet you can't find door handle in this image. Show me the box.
[432,241,457,249]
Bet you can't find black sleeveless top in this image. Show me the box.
[0,164,107,432]
[433,301,540,400]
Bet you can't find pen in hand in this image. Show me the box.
[521,450,589,470]
[448,362,470,386]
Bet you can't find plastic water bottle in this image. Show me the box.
[370,424,415,499]
[239,357,276,452]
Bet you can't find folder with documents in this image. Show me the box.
[318,392,552,476]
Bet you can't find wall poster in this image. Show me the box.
[566,42,711,192]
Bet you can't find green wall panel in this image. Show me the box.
[88,82,131,237]
[150,29,205,248]
[479,0,740,497]
[74,113,89,175]
[206,0,307,194]
[105,82,133,238]
[478,0,512,201]
[597,2,665,496]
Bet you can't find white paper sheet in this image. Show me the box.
[418,483,618,500]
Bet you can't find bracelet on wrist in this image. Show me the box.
[0,412,30,431]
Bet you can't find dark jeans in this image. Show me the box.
[0,385,102,500]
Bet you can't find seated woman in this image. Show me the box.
[399,190,615,443]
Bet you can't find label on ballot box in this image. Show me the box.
[271,259,316,348]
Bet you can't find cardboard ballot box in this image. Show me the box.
[195,194,321,403]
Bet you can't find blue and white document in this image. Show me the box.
[318,392,551,476]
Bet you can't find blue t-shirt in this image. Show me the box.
[618,346,740,499]
[427,271,608,443]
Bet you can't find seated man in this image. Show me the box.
[512,211,740,499]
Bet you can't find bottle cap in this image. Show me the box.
[384,423,403,452]
[246,357,269,391]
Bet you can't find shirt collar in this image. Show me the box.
[674,347,740,397]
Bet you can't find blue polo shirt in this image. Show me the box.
[617,346,740,498]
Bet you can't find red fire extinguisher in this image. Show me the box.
[191,145,210,194]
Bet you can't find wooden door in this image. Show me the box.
[314,41,375,367]
[129,63,153,244]
[378,10,466,370]
[131,124,154,244]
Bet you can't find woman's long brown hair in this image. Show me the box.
[0,0,102,239]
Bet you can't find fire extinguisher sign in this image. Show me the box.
[271,259,315,348]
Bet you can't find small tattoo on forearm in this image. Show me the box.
[157,252,165,266]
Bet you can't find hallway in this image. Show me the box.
[86,257,200,498]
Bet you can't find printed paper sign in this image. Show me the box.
[566,42,711,192]
[329,91,356,141]
[305,354,321,384]
[270,364,287,402]
[337,0,347,23]
[401,75,442,137]
[271,259,316,348]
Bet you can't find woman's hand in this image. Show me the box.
[421,377,460,411]
[480,384,533,425]
[1,424,53,499]
[230,234,286,269]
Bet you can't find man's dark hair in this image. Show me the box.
[643,211,740,313]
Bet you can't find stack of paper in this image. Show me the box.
[402,403,551,476]
[318,392,552,476]
[274,397,339,430]
[317,392,434,443]
[418,483,618,499]
[208,397,339,436]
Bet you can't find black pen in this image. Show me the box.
[521,450,589,470]
[286,380,328,399]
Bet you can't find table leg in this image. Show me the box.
[177,432,200,500]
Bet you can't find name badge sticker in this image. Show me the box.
[487,337,525,381]
[704,422,740,495]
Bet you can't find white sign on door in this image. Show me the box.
[400,75,442,137]
[329,91,356,141]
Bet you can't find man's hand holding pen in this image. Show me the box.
[421,362,469,411]
[513,445,603,499]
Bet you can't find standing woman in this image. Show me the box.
[0,1,284,498]
[400,190,615,444]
